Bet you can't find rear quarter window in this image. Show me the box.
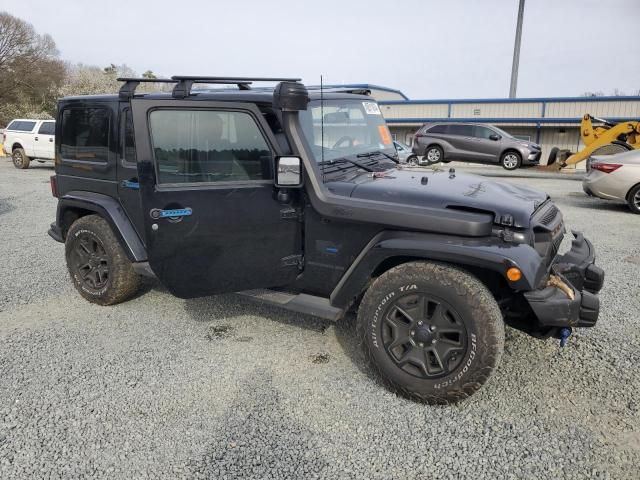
[7,121,37,132]
[60,108,110,162]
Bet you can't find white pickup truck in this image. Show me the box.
[3,119,55,169]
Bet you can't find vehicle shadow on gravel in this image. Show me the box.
[184,368,332,479]
[182,293,331,333]
[0,196,16,216]
[562,192,630,212]
[181,294,375,376]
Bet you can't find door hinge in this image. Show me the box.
[280,254,304,270]
[280,207,302,221]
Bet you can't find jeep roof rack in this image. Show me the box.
[117,76,302,100]
[117,77,178,99]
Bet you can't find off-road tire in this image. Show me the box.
[356,261,504,404]
[65,215,140,305]
[501,151,521,170]
[12,148,30,169]
[627,183,640,214]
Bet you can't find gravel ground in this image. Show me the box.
[0,159,638,479]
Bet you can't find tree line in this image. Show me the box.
[0,11,162,126]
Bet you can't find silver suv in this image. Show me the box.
[412,122,542,170]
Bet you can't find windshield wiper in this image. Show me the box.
[318,157,375,172]
[356,150,399,164]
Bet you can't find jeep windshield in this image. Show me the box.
[299,99,397,164]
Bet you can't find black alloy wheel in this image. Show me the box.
[382,292,468,379]
[69,233,110,292]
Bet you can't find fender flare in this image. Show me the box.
[56,191,147,262]
[329,230,547,310]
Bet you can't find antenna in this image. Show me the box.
[320,74,325,182]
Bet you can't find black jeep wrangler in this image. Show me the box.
[48,76,604,403]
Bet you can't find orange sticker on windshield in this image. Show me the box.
[378,125,392,145]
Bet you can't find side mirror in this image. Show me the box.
[275,156,303,188]
[489,134,501,141]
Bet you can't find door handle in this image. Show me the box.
[121,179,140,189]
[49,138,53,142]
[35,137,39,141]
[150,207,193,220]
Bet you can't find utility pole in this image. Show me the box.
[509,0,526,98]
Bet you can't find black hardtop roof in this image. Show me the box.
[59,89,370,105]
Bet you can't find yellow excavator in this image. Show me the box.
[543,114,640,170]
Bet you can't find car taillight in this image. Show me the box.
[50,175,58,197]
[591,162,622,174]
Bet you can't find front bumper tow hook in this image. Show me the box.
[559,328,572,347]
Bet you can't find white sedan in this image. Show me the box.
[583,149,640,214]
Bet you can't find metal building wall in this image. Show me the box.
[450,102,542,118]
[545,100,640,118]
[381,103,449,119]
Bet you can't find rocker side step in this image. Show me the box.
[236,289,344,322]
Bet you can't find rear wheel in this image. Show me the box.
[424,146,443,165]
[65,215,140,305]
[357,261,504,404]
[407,155,418,166]
[501,151,521,170]
[12,148,30,169]
[627,184,640,214]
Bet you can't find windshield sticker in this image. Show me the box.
[378,125,392,145]
[363,102,381,115]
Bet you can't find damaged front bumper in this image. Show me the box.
[524,230,604,330]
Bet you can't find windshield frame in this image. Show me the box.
[299,98,398,164]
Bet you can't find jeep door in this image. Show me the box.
[131,99,302,298]
[34,121,55,159]
[471,125,502,163]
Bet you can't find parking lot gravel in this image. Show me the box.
[0,159,638,479]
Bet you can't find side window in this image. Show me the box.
[122,109,136,166]
[38,122,55,135]
[448,125,473,137]
[9,121,37,132]
[149,109,273,184]
[474,126,495,139]
[427,124,448,134]
[60,108,110,162]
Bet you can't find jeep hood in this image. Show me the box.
[327,168,548,229]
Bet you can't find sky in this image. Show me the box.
[4,0,640,100]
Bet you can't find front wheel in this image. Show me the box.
[501,151,521,170]
[12,148,30,169]
[407,155,418,167]
[65,215,140,305]
[357,261,504,404]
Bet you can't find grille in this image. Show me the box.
[538,204,559,226]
